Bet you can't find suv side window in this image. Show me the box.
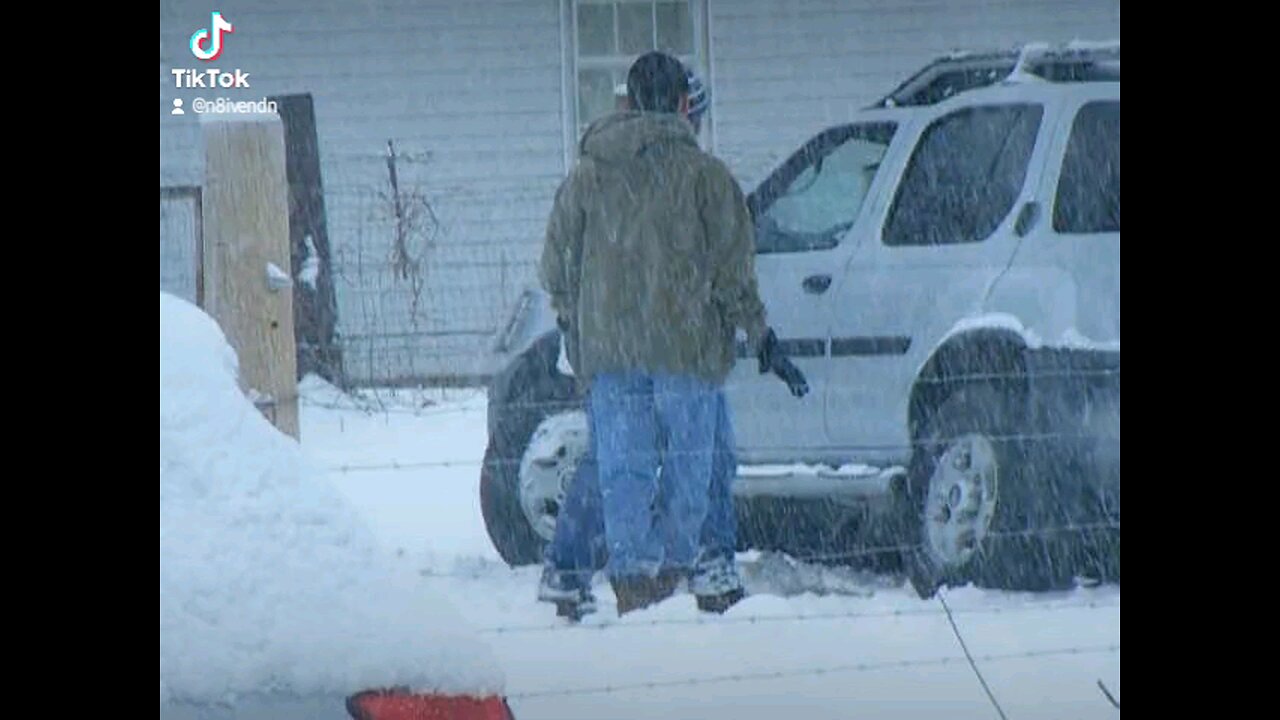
[750,123,897,254]
[884,104,1043,246]
[1054,100,1120,233]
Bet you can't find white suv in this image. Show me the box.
[482,44,1120,596]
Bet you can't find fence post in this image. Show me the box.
[201,113,300,439]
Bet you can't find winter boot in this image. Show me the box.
[611,570,682,616]
[690,554,746,614]
[537,564,597,621]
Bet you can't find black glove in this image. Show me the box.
[757,328,810,398]
[757,328,780,375]
[772,356,810,398]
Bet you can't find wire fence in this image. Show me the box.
[300,365,1118,408]
[417,545,1121,709]
[465,597,1121,636]
[506,644,1120,700]
[939,588,1009,719]
[408,519,1118,583]
[299,145,553,386]
[461,569,1120,709]
[318,426,1118,474]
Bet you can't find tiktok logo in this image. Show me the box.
[190,12,234,61]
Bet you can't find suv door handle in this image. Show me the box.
[803,274,832,294]
[1014,201,1041,237]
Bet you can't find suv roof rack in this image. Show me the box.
[869,41,1120,109]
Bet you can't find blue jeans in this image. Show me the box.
[543,404,607,587]
[547,374,737,584]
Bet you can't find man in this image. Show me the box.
[538,67,805,620]
[539,52,806,617]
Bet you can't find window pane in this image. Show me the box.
[618,2,655,55]
[578,68,617,130]
[1054,101,1120,234]
[656,1,693,55]
[577,3,615,56]
[884,104,1043,246]
[755,124,897,253]
[160,197,200,304]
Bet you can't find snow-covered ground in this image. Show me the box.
[300,378,1121,720]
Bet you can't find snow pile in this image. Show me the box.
[159,292,503,706]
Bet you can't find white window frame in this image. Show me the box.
[559,0,712,171]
